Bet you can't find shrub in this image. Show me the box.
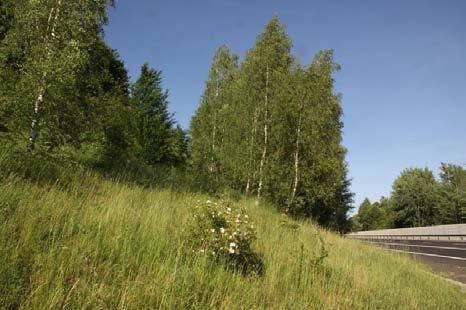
[189,199,263,275]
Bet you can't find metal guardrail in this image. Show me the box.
[348,234,466,241]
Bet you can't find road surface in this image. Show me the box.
[355,238,466,284]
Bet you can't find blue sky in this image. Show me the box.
[104,0,466,211]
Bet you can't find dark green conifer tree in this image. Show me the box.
[131,63,176,165]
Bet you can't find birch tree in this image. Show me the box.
[240,17,292,203]
[190,18,353,231]
[190,45,238,190]
[0,0,113,149]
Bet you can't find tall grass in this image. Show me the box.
[0,154,465,308]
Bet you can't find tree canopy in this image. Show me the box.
[190,17,353,231]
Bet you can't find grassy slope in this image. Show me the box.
[1,172,465,309]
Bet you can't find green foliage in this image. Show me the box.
[0,0,114,147]
[353,164,466,231]
[438,163,466,224]
[1,2,188,179]
[352,198,393,231]
[190,45,239,191]
[0,0,14,42]
[190,18,353,232]
[130,63,186,166]
[391,168,439,228]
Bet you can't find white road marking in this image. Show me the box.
[386,249,466,261]
[361,240,466,251]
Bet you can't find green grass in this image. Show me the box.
[1,170,465,309]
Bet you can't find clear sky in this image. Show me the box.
[103,0,466,211]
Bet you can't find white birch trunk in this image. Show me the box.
[287,95,305,212]
[209,70,219,172]
[29,0,62,150]
[256,65,269,203]
[209,116,216,172]
[245,108,258,194]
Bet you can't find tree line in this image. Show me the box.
[352,163,466,231]
[190,18,353,232]
[4,2,463,234]
[1,3,354,232]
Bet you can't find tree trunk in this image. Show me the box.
[210,116,216,172]
[29,0,62,150]
[209,70,220,172]
[287,96,305,212]
[257,64,269,203]
[245,107,258,195]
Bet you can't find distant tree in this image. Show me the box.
[168,125,189,166]
[352,197,394,231]
[438,163,466,224]
[82,40,132,163]
[377,196,395,228]
[357,198,373,231]
[391,168,439,228]
[350,215,362,232]
[131,63,175,165]
[330,169,354,232]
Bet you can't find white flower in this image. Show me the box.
[200,249,205,253]
[226,207,232,212]
[245,215,249,219]
[210,229,215,233]
[228,242,237,254]
[236,219,240,223]
[220,227,225,234]
[206,200,212,204]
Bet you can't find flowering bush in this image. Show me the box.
[189,199,263,275]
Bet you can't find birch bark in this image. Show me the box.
[245,107,258,194]
[287,94,306,211]
[209,69,219,172]
[256,64,269,202]
[29,0,62,150]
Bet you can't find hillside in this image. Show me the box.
[1,170,465,309]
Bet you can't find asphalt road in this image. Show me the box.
[355,238,466,284]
